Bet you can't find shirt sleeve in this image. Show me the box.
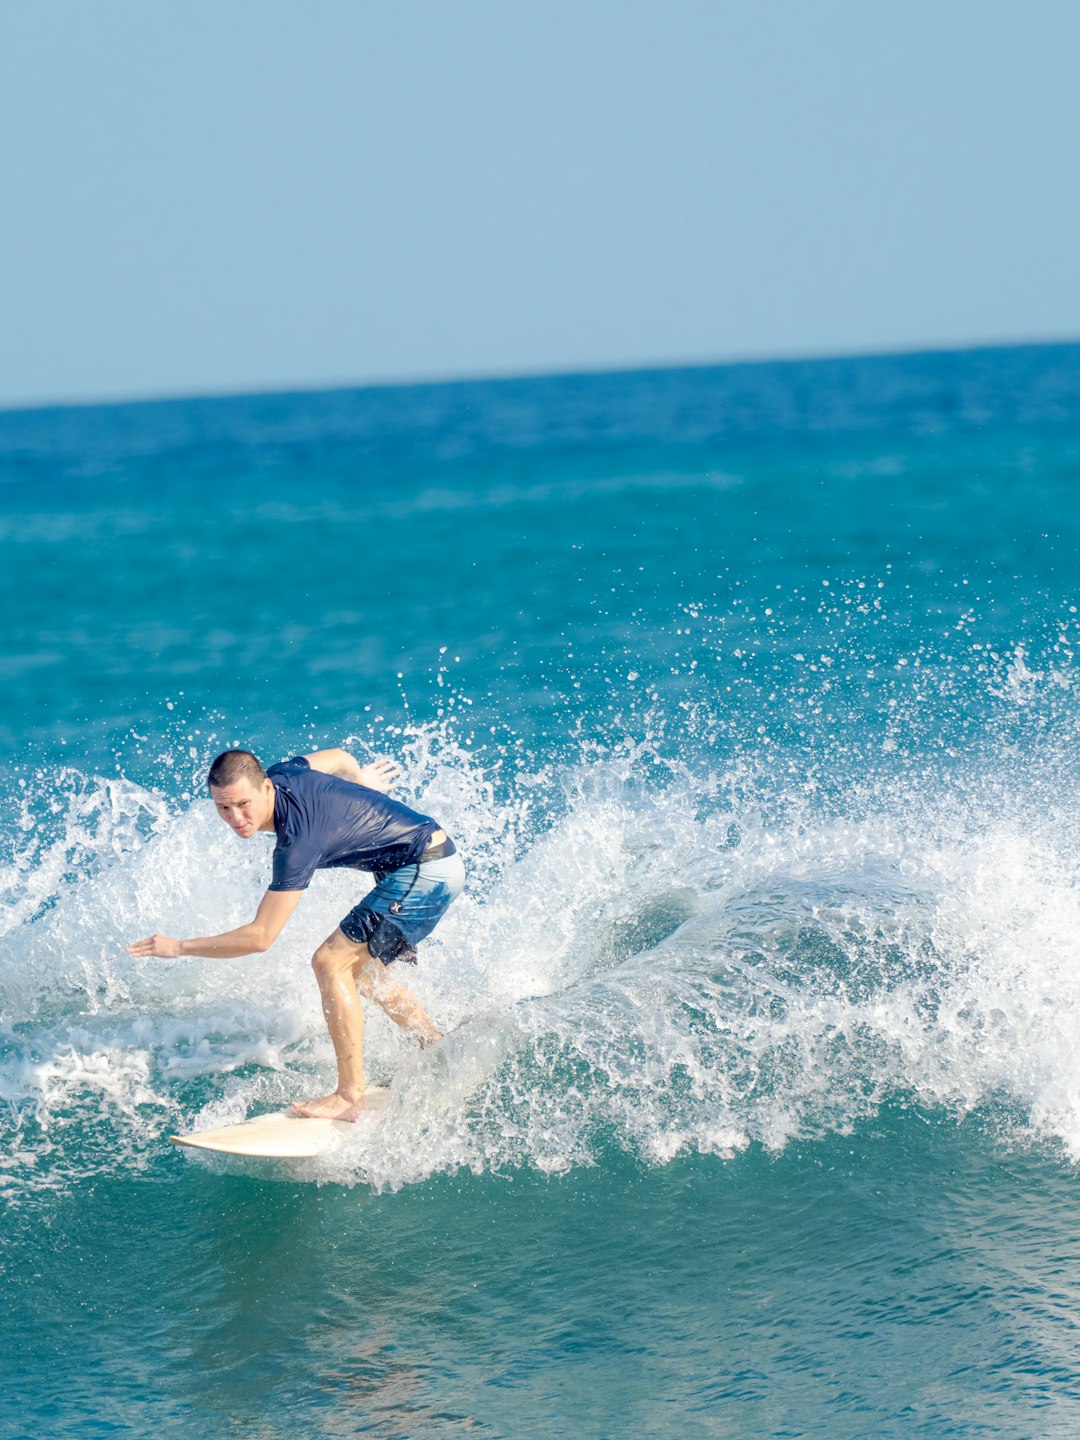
[266,757,317,889]
[269,836,321,892]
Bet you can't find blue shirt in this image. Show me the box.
[266,757,439,891]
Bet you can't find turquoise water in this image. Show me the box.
[3,345,1080,1436]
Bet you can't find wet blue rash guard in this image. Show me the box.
[266,756,439,892]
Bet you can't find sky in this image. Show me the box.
[3,0,1079,408]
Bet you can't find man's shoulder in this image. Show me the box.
[266,755,312,782]
[267,757,318,848]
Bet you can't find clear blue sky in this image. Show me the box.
[3,1,1079,407]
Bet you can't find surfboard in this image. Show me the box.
[170,1087,391,1159]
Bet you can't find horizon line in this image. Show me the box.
[4,332,1079,418]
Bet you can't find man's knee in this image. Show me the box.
[311,941,336,982]
[312,933,366,983]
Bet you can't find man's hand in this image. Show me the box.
[357,757,400,794]
[127,933,182,958]
[305,748,401,792]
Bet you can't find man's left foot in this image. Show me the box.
[290,1091,367,1122]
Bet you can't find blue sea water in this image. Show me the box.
[3,344,1080,1437]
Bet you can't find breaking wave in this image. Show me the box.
[3,645,1080,1206]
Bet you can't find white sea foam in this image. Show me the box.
[3,717,1080,1202]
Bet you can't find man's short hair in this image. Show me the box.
[207,750,268,790]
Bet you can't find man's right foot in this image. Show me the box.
[290,1090,367,1121]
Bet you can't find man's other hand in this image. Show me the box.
[357,757,400,793]
[126,933,182,958]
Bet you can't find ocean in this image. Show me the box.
[2,344,1080,1437]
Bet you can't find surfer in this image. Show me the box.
[126,748,464,1121]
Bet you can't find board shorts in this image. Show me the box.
[339,838,465,965]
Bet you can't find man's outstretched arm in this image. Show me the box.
[126,888,304,960]
[305,747,399,793]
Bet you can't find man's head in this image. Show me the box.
[207,750,275,838]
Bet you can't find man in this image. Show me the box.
[127,747,464,1120]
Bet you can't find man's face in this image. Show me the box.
[210,777,274,838]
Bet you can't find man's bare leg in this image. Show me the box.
[291,928,371,1120]
[355,951,441,1048]
[291,928,440,1121]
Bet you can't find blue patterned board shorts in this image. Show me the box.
[339,842,465,965]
